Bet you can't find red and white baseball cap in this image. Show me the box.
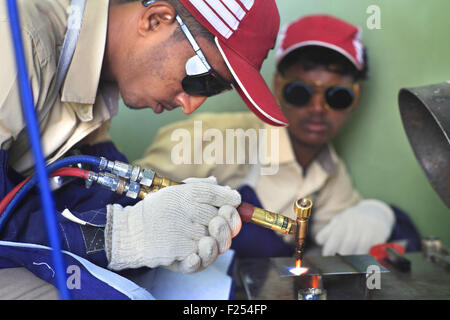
[180,0,288,127]
[276,14,365,71]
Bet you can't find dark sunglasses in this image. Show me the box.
[281,79,360,111]
[142,0,233,97]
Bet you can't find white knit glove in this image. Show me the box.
[315,199,395,256]
[104,176,242,273]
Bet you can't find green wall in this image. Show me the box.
[110,0,450,244]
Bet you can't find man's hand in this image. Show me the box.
[104,177,242,273]
[315,199,395,256]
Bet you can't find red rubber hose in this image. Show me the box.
[0,167,90,215]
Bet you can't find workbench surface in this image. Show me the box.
[236,253,450,300]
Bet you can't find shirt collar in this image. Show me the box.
[315,143,339,175]
[263,122,338,175]
[61,0,110,105]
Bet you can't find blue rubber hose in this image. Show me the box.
[0,155,102,233]
[6,0,71,300]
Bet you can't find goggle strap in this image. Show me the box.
[175,15,211,73]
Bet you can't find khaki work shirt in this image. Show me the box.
[0,0,116,175]
[135,112,362,238]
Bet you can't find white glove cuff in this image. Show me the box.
[105,203,145,270]
[104,204,114,263]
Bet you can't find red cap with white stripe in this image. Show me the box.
[180,0,288,126]
[276,15,365,71]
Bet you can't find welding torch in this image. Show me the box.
[87,158,313,256]
[238,198,313,266]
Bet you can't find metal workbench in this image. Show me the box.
[236,253,450,300]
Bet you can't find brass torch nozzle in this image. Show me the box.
[294,198,313,262]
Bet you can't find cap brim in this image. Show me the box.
[277,41,363,71]
[215,38,288,127]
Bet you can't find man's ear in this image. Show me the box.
[351,82,362,111]
[138,1,177,36]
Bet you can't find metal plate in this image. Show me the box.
[272,255,389,277]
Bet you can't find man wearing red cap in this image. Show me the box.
[0,0,284,298]
[137,14,421,259]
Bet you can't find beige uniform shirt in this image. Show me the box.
[135,112,362,238]
[0,0,115,175]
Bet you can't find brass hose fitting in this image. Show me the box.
[152,176,182,189]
